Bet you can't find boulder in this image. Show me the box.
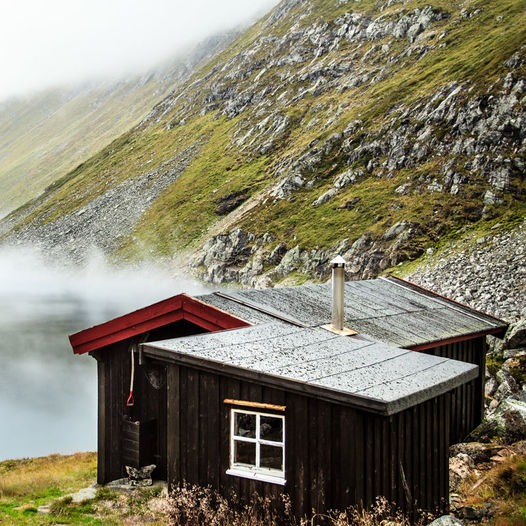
[457,505,489,521]
[270,173,305,199]
[449,453,474,491]
[449,442,503,464]
[126,464,156,487]
[467,398,526,444]
[427,515,464,526]
[505,320,526,349]
[383,221,409,240]
[312,188,337,207]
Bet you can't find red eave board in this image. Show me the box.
[69,293,251,355]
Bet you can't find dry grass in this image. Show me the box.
[167,486,430,526]
[456,453,526,525]
[0,452,96,499]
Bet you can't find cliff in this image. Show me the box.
[1,0,524,293]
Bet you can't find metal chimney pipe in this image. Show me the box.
[331,255,346,331]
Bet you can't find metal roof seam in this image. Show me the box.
[352,356,454,394]
[271,340,378,373]
[307,348,415,382]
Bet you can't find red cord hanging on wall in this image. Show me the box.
[126,345,135,407]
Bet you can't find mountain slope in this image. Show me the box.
[0,32,238,215]
[1,0,525,287]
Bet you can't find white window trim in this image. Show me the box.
[227,408,286,485]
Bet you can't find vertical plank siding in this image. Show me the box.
[423,337,485,443]
[160,363,451,521]
[96,345,457,520]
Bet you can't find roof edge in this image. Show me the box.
[407,327,505,351]
[142,342,390,415]
[383,361,479,415]
[69,293,250,355]
[141,341,479,416]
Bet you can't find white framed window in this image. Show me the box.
[226,408,285,485]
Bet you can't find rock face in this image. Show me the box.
[468,399,526,444]
[407,222,526,322]
[0,0,524,289]
[460,318,526,445]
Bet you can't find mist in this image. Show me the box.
[0,0,280,102]
[0,246,212,460]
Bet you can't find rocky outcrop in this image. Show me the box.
[448,441,526,522]
[468,399,526,444]
[460,319,526,445]
[1,0,524,297]
[407,222,526,322]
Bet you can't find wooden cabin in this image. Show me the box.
[69,275,507,519]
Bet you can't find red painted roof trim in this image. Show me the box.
[69,293,251,355]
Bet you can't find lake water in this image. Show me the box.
[0,247,210,461]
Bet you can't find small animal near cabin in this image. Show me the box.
[69,259,507,520]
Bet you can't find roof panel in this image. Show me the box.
[197,293,279,325]
[143,324,478,415]
[203,277,507,348]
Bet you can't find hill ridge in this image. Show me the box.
[1,0,524,289]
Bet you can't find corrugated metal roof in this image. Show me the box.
[143,323,478,415]
[203,276,507,348]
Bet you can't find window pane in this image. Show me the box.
[260,444,283,471]
[234,440,256,466]
[234,413,256,438]
[260,416,283,442]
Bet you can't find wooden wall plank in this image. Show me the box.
[180,367,189,483]
[317,400,331,513]
[96,357,107,484]
[291,393,309,519]
[206,373,220,489]
[219,376,240,498]
[186,368,200,485]
[166,364,180,485]
[308,397,320,513]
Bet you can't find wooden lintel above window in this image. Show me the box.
[223,399,286,412]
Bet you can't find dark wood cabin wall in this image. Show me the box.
[165,362,451,520]
[94,320,215,484]
[132,361,168,479]
[95,341,130,484]
[423,337,486,443]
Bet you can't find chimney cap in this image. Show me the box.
[330,255,346,267]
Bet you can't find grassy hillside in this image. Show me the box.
[1,0,525,284]
[0,33,237,215]
[0,81,170,213]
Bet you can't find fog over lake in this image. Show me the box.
[0,247,210,461]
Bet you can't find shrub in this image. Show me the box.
[168,486,427,526]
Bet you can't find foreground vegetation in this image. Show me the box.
[1,449,526,524]
[0,453,168,525]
